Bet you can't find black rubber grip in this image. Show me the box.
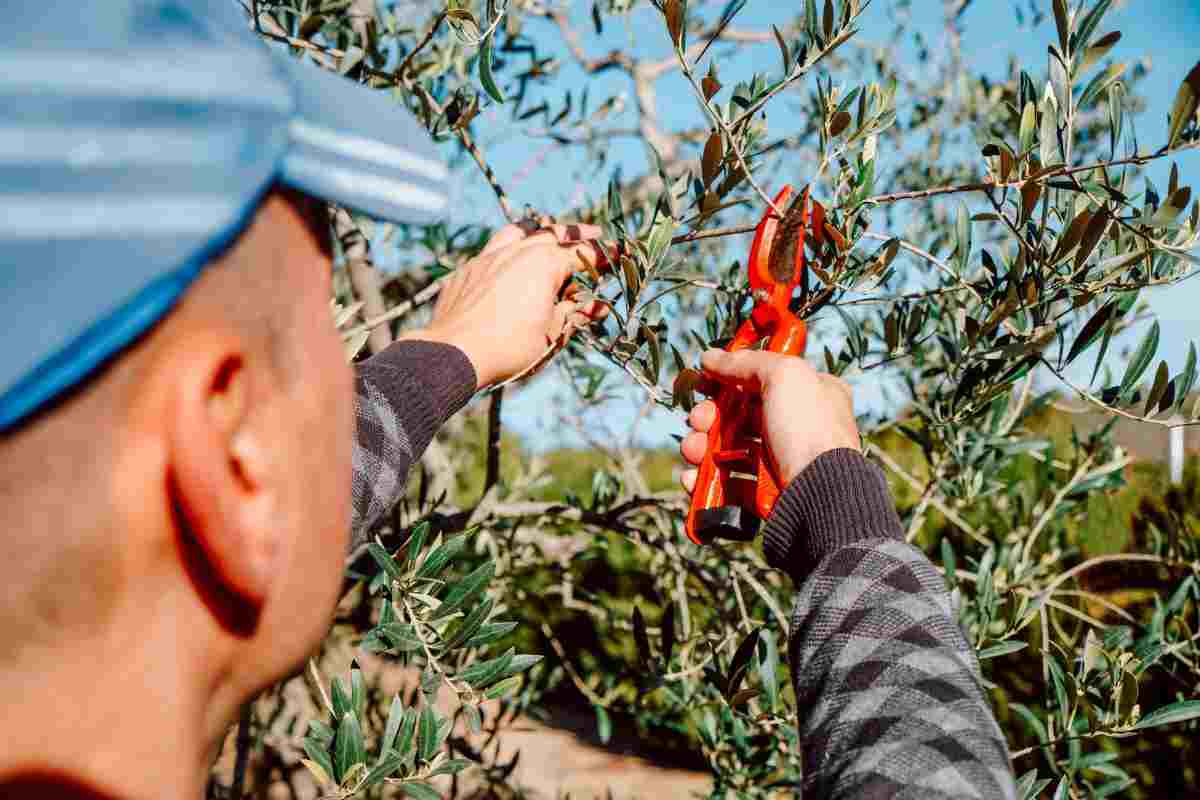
[693,505,761,543]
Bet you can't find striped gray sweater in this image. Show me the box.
[351,340,1017,799]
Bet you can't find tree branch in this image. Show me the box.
[334,207,393,354]
[394,12,447,81]
[862,141,1200,206]
[484,389,504,494]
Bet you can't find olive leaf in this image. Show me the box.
[1119,321,1160,401]
[1166,61,1200,148]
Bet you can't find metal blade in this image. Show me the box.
[766,192,807,284]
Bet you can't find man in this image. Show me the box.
[0,2,1015,798]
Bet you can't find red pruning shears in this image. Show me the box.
[685,185,843,545]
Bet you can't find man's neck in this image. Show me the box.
[0,595,231,800]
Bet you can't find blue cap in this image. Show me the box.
[0,1,449,431]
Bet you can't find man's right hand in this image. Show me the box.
[679,349,861,495]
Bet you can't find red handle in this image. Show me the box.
[685,316,806,544]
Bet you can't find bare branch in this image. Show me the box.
[334,207,393,354]
[394,12,448,81]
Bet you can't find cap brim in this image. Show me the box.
[272,52,449,226]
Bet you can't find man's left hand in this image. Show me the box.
[400,220,609,389]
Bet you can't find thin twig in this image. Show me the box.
[861,141,1200,206]
[231,702,253,799]
[541,622,615,708]
[343,277,446,338]
[394,12,447,80]
[670,221,757,246]
[410,84,517,223]
[866,443,990,546]
[484,390,504,493]
[731,574,754,632]
[1021,455,1098,566]
[675,56,780,216]
[335,208,392,354]
[1010,729,1133,760]
[1044,359,1200,430]
[727,26,860,131]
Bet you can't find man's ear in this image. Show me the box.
[167,337,278,616]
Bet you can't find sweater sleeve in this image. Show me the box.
[349,340,476,549]
[761,449,1016,800]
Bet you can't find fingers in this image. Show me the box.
[479,220,538,256]
[506,223,605,254]
[488,231,615,291]
[519,239,617,288]
[700,348,777,389]
[480,219,602,258]
[688,399,717,432]
[549,299,582,341]
[680,430,708,465]
[561,283,610,320]
[680,467,698,494]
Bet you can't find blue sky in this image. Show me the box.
[391,0,1200,451]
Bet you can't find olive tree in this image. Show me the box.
[213,0,1200,797]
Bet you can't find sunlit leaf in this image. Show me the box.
[335,712,365,781]
[979,642,1027,662]
[1175,342,1197,411]
[1019,101,1036,154]
[1079,30,1121,74]
[400,782,442,800]
[431,560,495,620]
[1040,94,1061,167]
[484,675,522,700]
[1075,0,1113,53]
[1048,46,1070,113]
[595,705,613,744]
[757,628,779,712]
[955,202,971,274]
[702,130,724,186]
[478,26,505,103]
[1119,321,1160,401]
[1051,0,1070,54]
[1108,81,1125,157]
[1166,61,1200,148]
[771,24,789,74]
[1144,360,1169,416]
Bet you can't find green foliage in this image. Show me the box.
[232,0,1200,797]
[301,526,540,796]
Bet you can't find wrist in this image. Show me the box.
[398,328,485,389]
[762,448,902,584]
[780,436,862,487]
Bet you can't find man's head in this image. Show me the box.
[0,3,448,790]
[0,187,352,714]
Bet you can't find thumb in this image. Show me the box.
[700,348,785,389]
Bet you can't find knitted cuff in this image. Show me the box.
[761,448,904,585]
[357,339,477,437]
